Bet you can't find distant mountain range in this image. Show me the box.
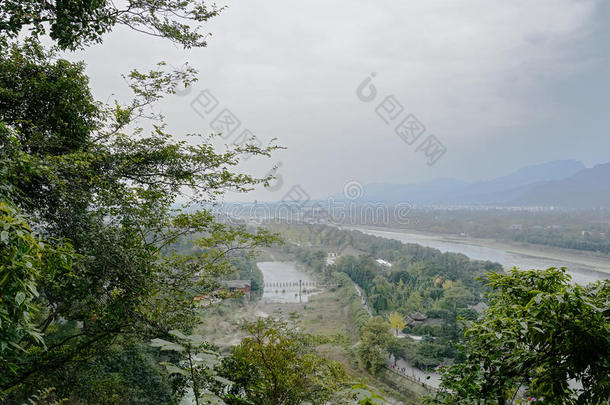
[337,160,610,208]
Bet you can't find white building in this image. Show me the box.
[376,259,392,267]
[326,252,337,266]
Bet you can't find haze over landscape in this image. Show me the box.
[333,160,610,208]
[1,1,609,404]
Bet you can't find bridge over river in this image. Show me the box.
[257,261,336,303]
[263,281,338,288]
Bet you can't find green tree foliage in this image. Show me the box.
[168,235,265,297]
[23,387,66,405]
[427,268,610,405]
[388,311,407,336]
[0,203,74,370]
[336,272,372,330]
[412,338,446,371]
[218,318,346,405]
[151,330,230,405]
[0,0,222,50]
[0,43,97,157]
[277,224,498,314]
[0,6,281,401]
[340,384,387,405]
[387,336,414,367]
[275,224,499,372]
[358,316,393,375]
[60,337,177,404]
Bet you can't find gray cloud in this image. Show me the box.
[65,0,610,201]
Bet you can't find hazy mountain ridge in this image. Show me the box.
[447,160,586,204]
[513,162,610,208]
[341,160,610,208]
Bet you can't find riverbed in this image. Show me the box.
[352,227,610,284]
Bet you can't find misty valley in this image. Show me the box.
[1,1,609,405]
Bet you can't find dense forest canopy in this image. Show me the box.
[272,223,610,404]
[273,224,501,369]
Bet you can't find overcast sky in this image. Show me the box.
[67,0,610,201]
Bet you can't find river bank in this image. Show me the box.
[349,226,610,284]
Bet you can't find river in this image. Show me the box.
[352,227,610,284]
[257,261,322,303]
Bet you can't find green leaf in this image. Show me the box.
[168,329,188,340]
[213,375,233,386]
[15,292,25,306]
[160,362,188,376]
[195,352,219,367]
[150,338,185,352]
[186,333,205,345]
[200,391,227,405]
